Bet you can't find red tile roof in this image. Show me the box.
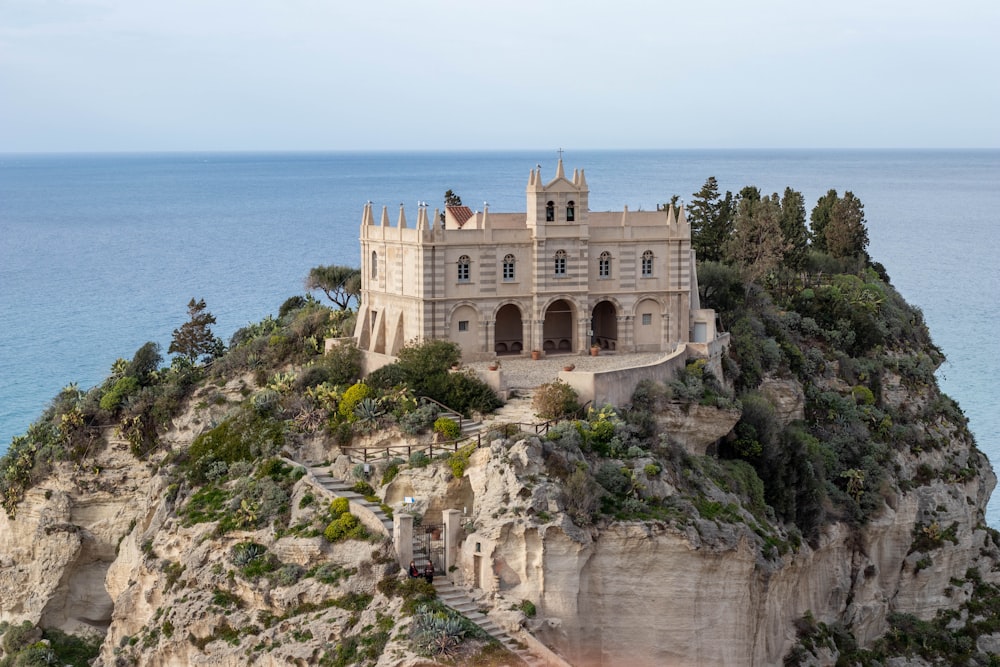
[447,205,474,227]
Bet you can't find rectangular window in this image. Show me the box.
[503,262,515,281]
[458,263,470,282]
[641,250,654,277]
[642,313,652,325]
[458,320,469,332]
[598,258,610,278]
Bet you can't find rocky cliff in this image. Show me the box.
[2,279,998,666]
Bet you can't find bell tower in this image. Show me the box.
[526,156,590,230]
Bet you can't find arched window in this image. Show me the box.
[371,250,378,279]
[545,201,555,222]
[641,250,654,277]
[598,251,611,278]
[567,200,575,222]
[502,254,516,281]
[554,249,567,276]
[457,255,471,282]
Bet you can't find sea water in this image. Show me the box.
[1,150,998,522]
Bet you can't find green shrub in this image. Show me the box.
[366,363,409,391]
[433,417,461,440]
[324,512,368,542]
[443,372,503,415]
[560,469,602,525]
[250,389,281,415]
[2,621,39,654]
[186,412,284,482]
[321,341,362,387]
[330,497,350,518]
[518,599,537,618]
[447,443,477,479]
[100,376,139,412]
[42,627,102,667]
[211,588,243,609]
[533,381,579,419]
[851,385,876,406]
[595,463,630,496]
[339,382,373,421]
[381,459,404,485]
[409,451,430,468]
[399,403,439,435]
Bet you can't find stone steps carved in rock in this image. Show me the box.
[432,580,544,666]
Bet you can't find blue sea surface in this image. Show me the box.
[1,150,998,522]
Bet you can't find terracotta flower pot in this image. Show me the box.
[531,350,541,360]
[590,346,600,356]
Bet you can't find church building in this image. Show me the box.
[353,160,716,361]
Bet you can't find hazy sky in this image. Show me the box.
[1,0,997,151]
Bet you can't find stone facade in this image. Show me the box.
[353,160,716,361]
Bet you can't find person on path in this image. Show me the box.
[409,560,420,578]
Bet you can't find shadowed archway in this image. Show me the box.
[543,299,575,353]
[494,304,524,355]
[591,301,617,350]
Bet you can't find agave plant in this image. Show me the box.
[411,605,467,657]
[230,541,267,567]
[353,397,385,424]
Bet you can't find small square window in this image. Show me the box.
[458,320,469,332]
[642,313,652,325]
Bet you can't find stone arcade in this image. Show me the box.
[353,159,718,361]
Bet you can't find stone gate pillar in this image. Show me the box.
[442,509,462,579]
[394,513,414,570]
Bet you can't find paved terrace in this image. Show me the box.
[464,351,669,392]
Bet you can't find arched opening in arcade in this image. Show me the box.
[542,299,575,353]
[494,304,524,355]
[591,301,618,351]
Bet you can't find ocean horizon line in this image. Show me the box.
[2,146,999,158]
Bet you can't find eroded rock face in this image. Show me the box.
[0,440,156,635]
[654,404,740,455]
[759,377,806,425]
[450,418,997,666]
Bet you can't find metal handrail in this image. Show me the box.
[340,401,595,463]
[417,395,465,429]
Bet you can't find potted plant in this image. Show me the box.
[488,360,500,371]
[590,344,600,356]
[562,363,575,372]
[531,350,541,361]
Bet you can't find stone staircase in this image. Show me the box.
[305,465,394,537]
[433,405,484,442]
[433,579,543,666]
[306,464,544,665]
[407,525,544,666]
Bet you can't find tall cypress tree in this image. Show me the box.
[810,189,839,252]
[779,187,809,271]
[725,191,789,283]
[825,191,869,259]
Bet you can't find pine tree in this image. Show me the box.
[168,298,221,363]
[688,177,734,262]
[305,265,361,310]
[440,190,463,223]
